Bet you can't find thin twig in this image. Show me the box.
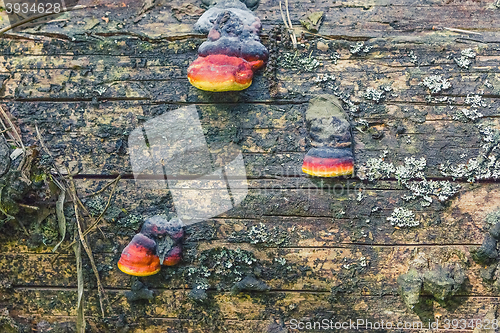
[82,175,120,238]
[37,124,108,316]
[442,27,482,35]
[52,188,66,252]
[279,0,297,49]
[70,178,107,318]
[36,125,67,183]
[0,109,16,143]
[74,229,85,333]
[0,127,12,135]
[284,0,297,48]
[285,0,293,33]
[301,31,338,41]
[0,5,90,36]
[63,175,121,250]
[0,105,24,151]
[38,126,70,265]
[84,176,121,198]
[18,203,39,210]
[279,1,290,29]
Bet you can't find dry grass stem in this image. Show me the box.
[279,0,297,48]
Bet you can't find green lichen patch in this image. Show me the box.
[422,265,466,302]
[397,264,467,311]
[186,247,257,291]
[116,213,143,230]
[0,309,28,333]
[472,234,498,265]
[228,222,290,247]
[397,268,422,309]
[84,196,107,218]
[480,263,497,283]
[180,246,311,298]
[328,276,359,303]
[278,51,322,73]
[125,280,154,302]
[300,11,324,33]
[188,284,208,303]
[473,214,500,268]
[81,195,122,227]
[0,170,31,226]
[175,246,306,330]
[40,215,59,246]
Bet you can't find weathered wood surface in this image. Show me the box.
[1,0,500,332]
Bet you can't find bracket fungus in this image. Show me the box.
[302,95,354,177]
[187,0,268,92]
[118,215,184,277]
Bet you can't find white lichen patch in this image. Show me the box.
[350,41,372,55]
[364,87,387,103]
[355,119,369,132]
[335,209,346,218]
[440,125,500,182]
[395,157,426,182]
[359,256,368,267]
[357,151,396,181]
[465,94,487,109]
[479,125,500,150]
[275,257,287,266]
[395,158,459,206]
[454,48,476,69]
[358,154,460,206]
[420,75,452,94]
[244,222,290,246]
[452,108,483,122]
[409,50,418,65]
[387,208,419,228]
[314,73,335,83]
[403,180,461,207]
[440,157,499,182]
[248,223,270,244]
[330,50,341,64]
[342,256,369,270]
[338,95,358,113]
[461,48,476,59]
[364,87,384,103]
[312,74,358,113]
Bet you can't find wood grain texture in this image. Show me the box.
[0,0,500,331]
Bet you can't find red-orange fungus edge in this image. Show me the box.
[117,234,161,277]
[187,54,263,92]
